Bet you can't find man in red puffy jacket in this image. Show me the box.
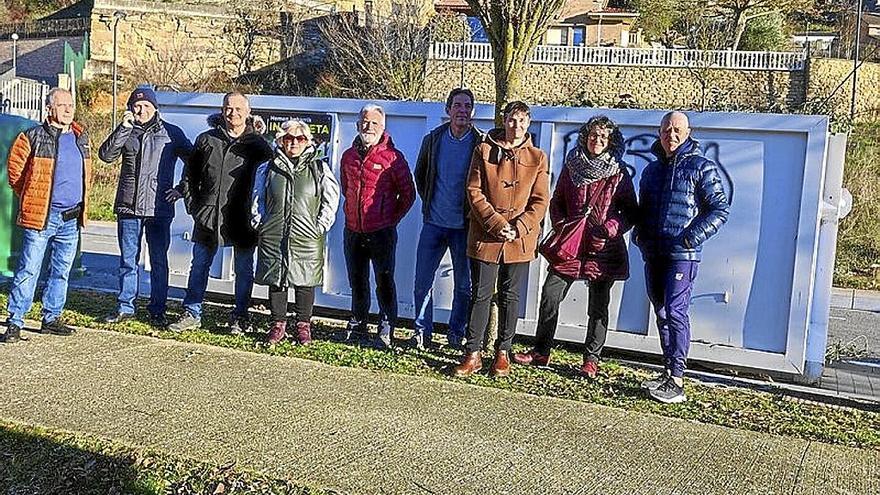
[340,104,415,348]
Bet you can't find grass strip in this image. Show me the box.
[0,419,336,494]
[1,289,878,451]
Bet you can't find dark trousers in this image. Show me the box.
[464,259,529,354]
[644,258,699,378]
[533,270,613,362]
[268,285,315,323]
[343,227,398,327]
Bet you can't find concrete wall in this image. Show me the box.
[425,59,808,112]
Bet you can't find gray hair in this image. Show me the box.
[45,87,72,107]
[275,118,314,144]
[222,91,250,108]
[359,103,386,122]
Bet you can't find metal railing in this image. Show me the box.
[0,77,49,121]
[430,42,808,71]
[0,18,90,39]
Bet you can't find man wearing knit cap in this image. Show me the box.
[98,85,193,328]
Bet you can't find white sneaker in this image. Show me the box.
[376,320,393,349]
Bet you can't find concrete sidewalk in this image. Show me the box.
[0,330,877,494]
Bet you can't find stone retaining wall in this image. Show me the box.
[425,60,807,113]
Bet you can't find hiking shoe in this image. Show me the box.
[41,319,75,336]
[1,323,22,343]
[376,320,393,349]
[581,359,599,379]
[228,314,251,336]
[512,349,551,367]
[266,320,287,345]
[168,313,201,333]
[102,311,134,324]
[640,370,670,391]
[294,321,312,345]
[649,377,687,404]
[149,313,168,329]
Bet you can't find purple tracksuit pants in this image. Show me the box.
[644,259,699,378]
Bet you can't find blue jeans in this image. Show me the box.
[412,222,470,342]
[182,241,254,320]
[644,259,699,378]
[6,207,80,327]
[116,216,172,316]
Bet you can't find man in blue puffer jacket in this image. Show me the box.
[635,111,729,404]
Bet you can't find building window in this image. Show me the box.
[546,26,569,46]
[572,26,586,46]
[468,17,488,42]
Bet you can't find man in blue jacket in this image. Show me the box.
[635,111,729,404]
[99,87,193,327]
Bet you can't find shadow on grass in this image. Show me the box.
[0,424,158,494]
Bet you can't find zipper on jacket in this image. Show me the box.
[133,128,146,215]
[356,153,366,232]
[43,127,61,230]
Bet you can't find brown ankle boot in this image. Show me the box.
[295,321,312,345]
[453,351,483,377]
[490,350,511,377]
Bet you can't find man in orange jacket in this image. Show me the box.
[2,88,91,343]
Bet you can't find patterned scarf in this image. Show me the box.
[565,128,625,186]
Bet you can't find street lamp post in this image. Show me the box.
[111,10,127,129]
[10,33,18,76]
[458,13,468,88]
[851,0,864,121]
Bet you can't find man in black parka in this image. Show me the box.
[169,92,272,333]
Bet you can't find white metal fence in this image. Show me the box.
[0,77,48,122]
[430,42,808,71]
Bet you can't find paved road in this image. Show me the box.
[0,330,876,495]
[829,308,880,362]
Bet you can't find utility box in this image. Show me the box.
[0,114,37,277]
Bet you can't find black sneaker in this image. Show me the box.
[149,313,168,329]
[1,323,22,343]
[641,370,670,391]
[648,377,687,404]
[41,319,75,336]
[102,311,134,324]
[343,319,368,343]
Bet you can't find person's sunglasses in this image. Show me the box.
[283,134,309,144]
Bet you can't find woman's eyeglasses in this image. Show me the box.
[283,134,309,144]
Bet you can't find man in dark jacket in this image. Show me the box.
[635,111,730,404]
[411,88,481,350]
[169,92,272,333]
[340,103,415,349]
[99,86,193,327]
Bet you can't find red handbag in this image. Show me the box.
[540,213,589,264]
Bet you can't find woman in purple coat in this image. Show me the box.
[513,116,638,378]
